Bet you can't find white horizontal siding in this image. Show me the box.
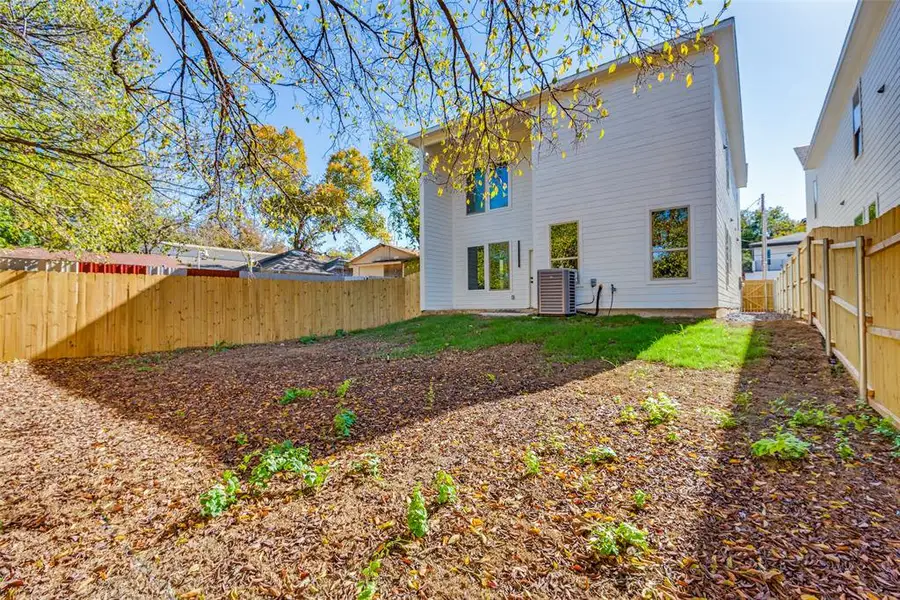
[811,2,900,227]
[421,176,453,309]
[531,54,719,310]
[713,66,742,309]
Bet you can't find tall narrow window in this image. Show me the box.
[466,170,485,214]
[550,222,579,270]
[812,178,819,219]
[467,246,484,289]
[868,200,877,222]
[854,213,864,226]
[651,207,690,279]
[488,242,510,290]
[725,143,732,192]
[852,82,863,158]
[489,165,509,210]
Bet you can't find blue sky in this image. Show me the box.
[150,1,857,252]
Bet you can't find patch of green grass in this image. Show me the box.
[279,387,317,405]
[361,314,765,370]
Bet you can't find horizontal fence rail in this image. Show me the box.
[773,207,900,424]
[0,271,420,360]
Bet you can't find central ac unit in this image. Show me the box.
[537,268,577,316]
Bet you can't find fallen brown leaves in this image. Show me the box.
[0,320,897,599]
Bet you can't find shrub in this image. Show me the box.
[704,408,737,429]
[357,558,381,600]
[407,484,429,538]
[523,449,541,476]
[280,387,317,405]
[580,446,617,465]
[632,489,648,510]
[199,470,240,517]
[641,393,679,426]
[733,390,753,410]
[837,414,868,432]
[351,453,381,478]
[617,405,639,424]
[335,379,352,398]
[789,408,831,429]
[588,521,649,557]
[750,430,810,460]
[334,408,358,438]
[433,471,458,505]
[246,440,325,491]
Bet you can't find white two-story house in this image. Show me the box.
[797,0,900,228]
[409,19,746,316]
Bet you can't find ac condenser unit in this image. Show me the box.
[537,269,577,316]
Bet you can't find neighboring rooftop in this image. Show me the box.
[350,243,418,265]
[156,242,275,270]
[242,249,349,275]
[0,247,181,268]
[748,231,808,248]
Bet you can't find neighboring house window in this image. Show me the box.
[467,164,509,214]
[854,213,864,226]
[650,207,690,279]
[766,247,771,267]
[466,170,486,214]
[550,222,579,270]
[489,165,509,210]
[812,178,818,219]
[852,81,863,158]
[488,242,510,290]
[467,246,484,289]
[868,200,877,222]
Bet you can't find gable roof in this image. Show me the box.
[405,18,747,188]
[793,145,810,168]
[241,249,347,275]
[804,1,893,169]
[350,243,418,265]
[748,231,807,248]
[0,247,181,268]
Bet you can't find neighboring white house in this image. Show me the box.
[745,232,805,281]
[408,19,746,316]
[797,0,900,228]
[349,243,419,278]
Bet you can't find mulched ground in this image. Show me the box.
[0,319,897,599]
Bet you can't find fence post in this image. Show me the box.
[822,238,832,357]
[856,235,867,402]
[806,237,813,324]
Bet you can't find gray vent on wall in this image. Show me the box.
[537,269,577,316]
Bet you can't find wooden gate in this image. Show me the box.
[741,280,773,312]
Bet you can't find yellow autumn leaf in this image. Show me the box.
[657,72,665,82]
[438,187,444,197]
[598,129,605,139]
[561,151,567,159]
[608,63,617,74]
[686,73,694,88]
[714,52,720,65]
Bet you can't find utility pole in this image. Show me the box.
[761,193,768,310]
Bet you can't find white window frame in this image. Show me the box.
[465,164,512,216]
[648,205,692,282]
[851,80,863,159]
[548,220,580,275]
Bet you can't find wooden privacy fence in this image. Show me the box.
[0,271,420,360]
[773,206,900,424]
[741,280,774,312]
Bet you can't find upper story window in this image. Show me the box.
[868,200,878,222]
[466,165,509,214]
[651,207,690,279]
[812,178,819,219]
[852,81,863,158]
[550,222,579,270]
[854,213,864,226]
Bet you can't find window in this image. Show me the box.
[766,247,771,267]
[854,213,864,226]
[467,246,484,289]
[488,242,510,290]
[725,230,732,285]
[852,81,863,158]
[724,142,732,192]
[488,165,509,210]
[812,178,819,219]
[651,207,690,279]
[550,222,579,270]
[467,165,509,214]
[868,200,877,222]
[466,170,485,214]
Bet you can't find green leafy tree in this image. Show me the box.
[740,206,804,246]
[371,126,420,247]
[0,0,160,250]
[251,128,388,251]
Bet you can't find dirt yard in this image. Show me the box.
[1,318,898,599]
